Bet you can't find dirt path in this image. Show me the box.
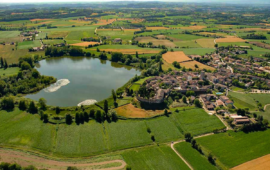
[170,133,214,170]
[0,149,126,170]
[215,114,232,130]
[264,104,270,111]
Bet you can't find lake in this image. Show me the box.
[26,57,140,107]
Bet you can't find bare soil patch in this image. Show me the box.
[71,42,99,47]
[0,148,126,170]
[92,49,160,54]
[181,25,206,30]
[231,154,270,170]
[156,35,167,39]
[216,36,245,43]
[249,41,270,49]
[115,104,164,118]
[162,51,191,64]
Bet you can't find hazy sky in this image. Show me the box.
[0,0,268,4]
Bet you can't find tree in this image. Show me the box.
[55,106,60,114]
[214,44,218,48]
[164,109,169,117]
[83,111,89,122]
[4,59,8,69]
[194,99,202,108]
[111,109,118,122]
[28,101,38,114]
[32,69,40,78]
[0,57,4,68]
[184,132,193,142]
[43,113,49,123]
[75,112,80,125]
[39,98,47,110]
[104,100,108,115]
[1,97,14,110]
[65,114,72,125]
[95,110,103,123]
[19,99,27,111]
[208,153,215,165]
[112,89,117,101]
[20,61,32,70]
[136,51,139,58]
[67,167,78,170]
[89,109,95,118]
[183,96,187,103]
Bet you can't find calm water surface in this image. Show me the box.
[26,57,140,107]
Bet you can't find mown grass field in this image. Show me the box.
[122,145,190,170]
[228,92,270,110]
[0,67,20,77]
[18,40,41,49]
[197,130,270,168]
[174,142,217,170]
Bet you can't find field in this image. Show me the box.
[228,92,270,110]
[162,51,191,63]
[181,26,206,30]
[18,40,41,49]
[231,154,270,170]
[196,38,215,48]
[216,36,245,43]
[174,142,217,170]
[89,48,160,54]
[0,31,22,42]
[0,67,20,77]
[97,29,134,41]
[197,130,270,168]
[134,37,176,48]
[180,60,215,71]
[170,108,225,136]
[71,42,99,47]
[122,145,190,170]
[115,104,164,118]
[146,27,170,30]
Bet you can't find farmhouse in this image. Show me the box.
[229,114,250,125]
[113,38,122,43]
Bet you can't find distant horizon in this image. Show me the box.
[0,0,269,5]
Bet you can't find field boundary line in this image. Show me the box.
[170,133,214,170]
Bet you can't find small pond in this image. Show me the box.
[26,57,140,107]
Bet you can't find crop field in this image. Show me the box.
[170,108,225,136]
[180,60,215,71]
[94,19,116,25]
[115,104,164,118]
[181,25,206,30]
[89,48,160,54]
[197,130,270,168]
[48,31,69,38]
[174,142,217,170]
[97,29,134,40]
[162,51,191,63]
[71,42,99,46]
[0,31,22,42]
[216,36,245,43]
[174,40,202,48]
[196,38,215,48]
[231,154,270,170]
[135,36,176,48]
[66,30,96,40]
[18,40,41,49]
[146,26,170,30]
[0,45,44,64]
[122,145,190,170]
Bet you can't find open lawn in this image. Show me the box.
[228,92,270,110]
[197,130,270,168]
[0,67,20,77]
[174,142,217,170]
[257,106,270,122]
[162,51,191,64]
[122,145,190,170]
